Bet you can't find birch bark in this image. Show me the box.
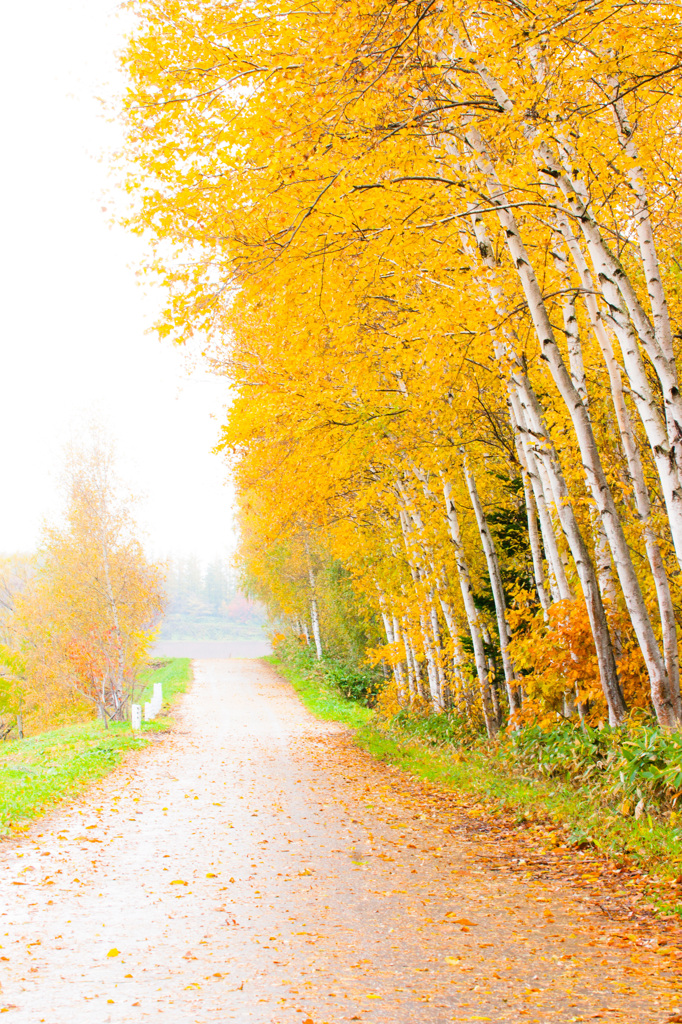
[461,453,520,716]
[442,477,498,736]
[465,205,571,605]
[508,374,627,725]
[304,538,323,661]
[459,35,682,580]
[379,595,407,704]
[466,128,676,728]
[397,506,444,711]
[461,190,626,721]
[535,141,682,567]
[552,220,680,704]
[514,436,550,614]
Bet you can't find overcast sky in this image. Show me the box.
[0,0,236,562]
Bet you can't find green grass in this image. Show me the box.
[268,653,682,895]
[0,658,192,837]
[355,724,682,879]
[135,657,192,729]
[265,654,374,729]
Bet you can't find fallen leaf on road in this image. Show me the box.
[106,949,119,958]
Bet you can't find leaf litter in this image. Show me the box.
[0,658,680,1021]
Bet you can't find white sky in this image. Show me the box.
[0,0,236,563]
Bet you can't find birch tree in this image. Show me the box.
[119,0,682,732]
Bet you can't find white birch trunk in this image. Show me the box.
[309,597,323,662]
[391,614,410,704]
[461,37,682,648]
[379,595,407,704]
[509,369,627,724]
[435,582,470,699]
[418,607,442,711]
[462,453,520,716]
[610,83,675,363]
[553,220,681,712]
[538,141,682,568]
[508,392,572,602]
[467,204,570,604]
[481,621,501,725]
[459,26,682,581]
[465,188,625,722]
[397,506,444,711]
[404,624,423,701]
[516,445,551,614]
[442,478,498,737]
[304,538,323,661]
[428,587,448,708]
[466,127,677,727]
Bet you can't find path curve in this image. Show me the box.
[0,659,680,1022]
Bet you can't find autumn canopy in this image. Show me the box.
[120,0,682,732]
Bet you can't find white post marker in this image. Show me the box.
[131,704,142,730]
[153,682,163,715]
[144,701,153,721]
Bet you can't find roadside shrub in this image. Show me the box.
[323,659,384,706]
[505,720,682,814]
[380,705,682,820]
[272,633,384,707]
[391,708,484,748]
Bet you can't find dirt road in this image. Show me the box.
[1,659,680,1023]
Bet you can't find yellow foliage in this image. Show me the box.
[118,0,682,732]
[13,435,165,730]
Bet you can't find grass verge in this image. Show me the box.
[135,657,192,730]
[0,657,192,838]
[265,654,374,729]
[357,725,682,880]
[268,653,682,904]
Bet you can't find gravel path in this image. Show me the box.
[0,659,680,1023]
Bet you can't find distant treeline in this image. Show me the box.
[161,556,266,641]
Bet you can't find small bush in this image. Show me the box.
[272,634,384,707]
[391,708,483,749]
